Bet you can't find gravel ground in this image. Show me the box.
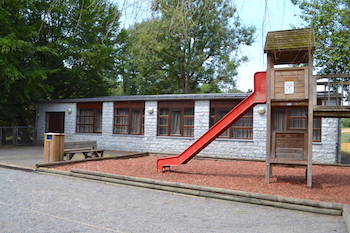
[53,155,350,205]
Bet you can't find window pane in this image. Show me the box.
[245,110,253,117]
[78,125,93,133]
[313,118,321,128]
[218,109,229,120]
[313,131,321,142]
[220,129,229,137]
[79,116,92,124]
[115,116,128,125]
[217,109,229,137]
[116,108,129,116]
[184,118,194,126]
[171,110,181,135]
[94,109,102,132]
[233,129,252,139]
[77,109,94,133]
[131,109,140,134]
[159,108,168,115]
[158,127,168,135]
[289,109,307,117]
[79,109,93,116]
[289,118,306,129]
[159,118,168,126]
[313,118,321,142]
[158,108,169,136]
[234,118,252,127]
[184,108,194,115]
[210,118,215,127]
[114,126,128,134]
[273,109,286,131]
[114,108,128,134]
[184,128,194,137]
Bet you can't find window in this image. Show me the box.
[210,100,253,139]
[272,107,321,142]
[76,103,102,133]
[114,102,144,135]
[158,101,194,137]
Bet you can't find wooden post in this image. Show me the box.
[307,49,314,188]
[265,53,273,183]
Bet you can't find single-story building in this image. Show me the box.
[36,93,341,164]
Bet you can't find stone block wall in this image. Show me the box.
[312,118,341,163]
[36,101,339,163]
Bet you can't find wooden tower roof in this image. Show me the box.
[264,28,315,64]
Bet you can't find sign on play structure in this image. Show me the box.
[284,81,294,94]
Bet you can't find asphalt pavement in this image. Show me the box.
[0,146,348,232]
[0,146,138,169]
[0,168,347,233]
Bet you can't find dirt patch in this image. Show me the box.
[342,128,350,134]
[53,155,350,205]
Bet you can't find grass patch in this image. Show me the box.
[342,133,350,143]
[341,150,350,158]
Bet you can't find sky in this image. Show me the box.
[234,0,304,91]
[115,0,305,92]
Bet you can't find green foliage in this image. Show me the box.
[120,0,255,95]
[198,83,222,93]
[292,0,350,75]
[342,118,350,128]
[0,0,122,126]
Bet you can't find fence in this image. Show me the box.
[0,127,35,147]
[341,143,350,151]
[315,74,350,106]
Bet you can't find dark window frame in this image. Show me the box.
[210,100,253,139]
[272,107,321,142]
[76,102,102,133]
[158,101,194,137]
[113,102,145,135]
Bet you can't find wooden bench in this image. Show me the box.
[64,141,104,160]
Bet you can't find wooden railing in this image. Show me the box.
[315,74,350,106]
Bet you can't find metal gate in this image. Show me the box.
[0,127,35,146]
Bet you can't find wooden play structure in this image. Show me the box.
[264,28,316,188]
[264,28,350,187]
[157,28,350,188]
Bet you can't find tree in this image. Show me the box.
[0,0,47,126]
[120,0,255,95]
[341,118,350,128]
[292,0,350,75]
[0,0,122,126]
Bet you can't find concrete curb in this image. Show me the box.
[36,167,344,217]
[343,204,350,231]
[0,162,35,172]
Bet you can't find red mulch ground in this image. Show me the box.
[53,155,350,205]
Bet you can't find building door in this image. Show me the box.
[46,112,65,133]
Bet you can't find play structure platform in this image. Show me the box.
[156,72,267,170]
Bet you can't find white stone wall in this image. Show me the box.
[36,103,77,145]
[312,118,340,163]
[36,101,340,163]
[194,100,210,138]
[197,104,267,160]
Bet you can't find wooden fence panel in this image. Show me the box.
[341,143,350,150]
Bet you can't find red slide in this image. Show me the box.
[157,72,267,170]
